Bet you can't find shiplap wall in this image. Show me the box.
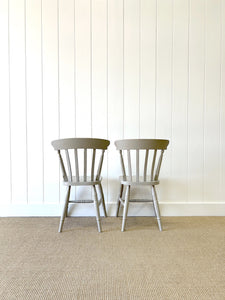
[0,0,225,216]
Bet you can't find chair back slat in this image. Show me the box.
[58,150,68,182]
[154,150,164,181]
[115,139,169,183]
[127,150,132,179]
[65,150,72,182]
[84,149,87,182]
[52,138,110,184]
[119,150,126,177]
[96,150,105,181]
[136,150,139,182]
[151,150,157,181]
[91,149,96,181]
[74,149,79,181]
[143,149,149,181]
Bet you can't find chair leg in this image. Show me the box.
[116,184,123,217]
[121,185,130,232]
[98,183,107,217]
[58,186,71,233]
[93,185,102,233]
[151,185,162,231]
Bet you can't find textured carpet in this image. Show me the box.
[0,217,225,300]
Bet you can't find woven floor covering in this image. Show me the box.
[0,217,225,300]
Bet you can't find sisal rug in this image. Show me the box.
[0,217,225,300]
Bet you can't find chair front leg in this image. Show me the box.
[58,186,71,233]
[151,185,162,231]
[93,185,102,233]
[121,185,130,232]
[98,183,107,217]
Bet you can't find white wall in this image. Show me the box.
[0,0,225,217]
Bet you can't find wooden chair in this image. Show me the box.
[115,139,169,231]
[51,138,110,233]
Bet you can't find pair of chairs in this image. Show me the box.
[51,138,169,233]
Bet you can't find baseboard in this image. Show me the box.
[0,202,225,217]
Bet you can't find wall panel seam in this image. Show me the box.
[90,0,93,138]
[154,0,157,138]
[8,0,12,204]
[122,0,125,139]
[219,0,224,202]
[24,0,28,204]
[187,0,190,203]
[203,0,206,203]
[171,0,174,178]
[57,0,61,203]
[106,0,109,202]
[138,0,141,139]
[41,0,45,204]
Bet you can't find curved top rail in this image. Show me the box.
[52,138,110,150]
[115,139,169,150]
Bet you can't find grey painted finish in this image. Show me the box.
[52,138,110,233]
[115,139,169,150]
[52,138,110,150]
[115,139,169,232]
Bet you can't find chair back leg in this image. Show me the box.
[93,185,102,233]
[59,186,71,233]
[151,186,162,231]
[98,183,107,217]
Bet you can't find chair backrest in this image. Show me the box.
[115,139,169,183]
[52,138,110,183]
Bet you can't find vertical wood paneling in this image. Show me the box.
[107,0,124,203]
[92,0,108,201]
[108,0,123,141]
[75,0,91,137]
[188,0,205,202]
[58,0,75,202]
[156,0,173,139]
[42,0,59,203]
[221,0,225,202]
[59,0,75,139]
[0,0,224,214]
[156,0,173,201]
[75,0,92,201]
[204,0,221,202]
[26,0,43,204]
[92,0,107,139]
[9,0,27,204]
[171,0,189,202]
[124,0,139,138]
[0,0,11,204]
[140,0,156,138]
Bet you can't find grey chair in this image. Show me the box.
[115,139,169,231]
[51,138,110,233]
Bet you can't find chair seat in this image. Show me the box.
[64,176,102,186]
[119,176,159,186]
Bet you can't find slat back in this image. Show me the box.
[119,150,126,178]
[74,149,79,181]
[115,139,169,183]
[58,150,68,182]
[65,150,72,182]
[143,149,149,181]
[52,138,110,183]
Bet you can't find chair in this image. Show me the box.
[115,139,169,231]
[51,138,110,233]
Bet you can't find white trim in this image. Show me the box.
[0,202,225,217]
